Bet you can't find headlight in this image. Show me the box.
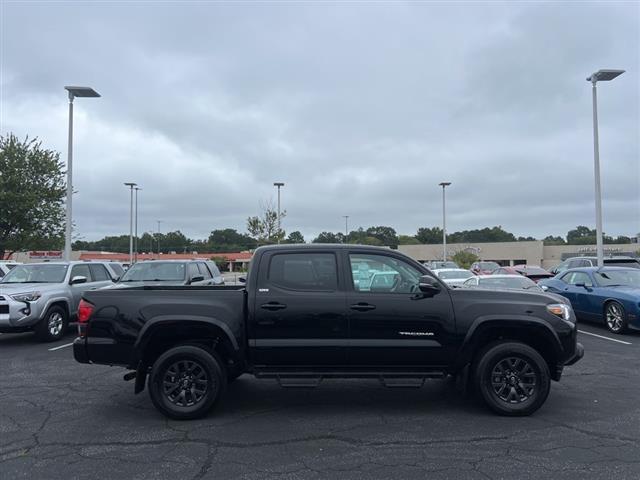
[547,303,571,321]
[10,292,42,302]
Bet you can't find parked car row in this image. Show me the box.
[0,259,224,341]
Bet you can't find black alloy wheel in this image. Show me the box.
[475,342,550,416]
[605,301,627,334]
[148,345,226,420]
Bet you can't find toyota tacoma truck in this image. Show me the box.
[74,244,583,419]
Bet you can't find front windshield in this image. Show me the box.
[438,270,473,280]
[120,262,186,282]
[479,262,500,270]
[595,269,640,287]
[478,276,539,290]
[1,264,68,284]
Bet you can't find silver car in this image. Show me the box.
[0,261,115,341]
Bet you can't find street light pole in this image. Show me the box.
[134,187,141,263]
[273,182,284,244]
[439,182,451,261]
[157,220,163,254]
[343,215,349,242]
[124,183,137,265]
[586,69,625,268]
[63,86,100,261]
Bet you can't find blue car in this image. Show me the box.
[539,267,640,334]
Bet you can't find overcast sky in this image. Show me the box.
[1,1,639,242]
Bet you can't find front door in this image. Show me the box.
[250,250,348,366]
[346,252,456,367]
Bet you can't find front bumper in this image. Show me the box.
[0,296,46,331]
[564,342,584,366]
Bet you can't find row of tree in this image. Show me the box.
[0,134,636,259]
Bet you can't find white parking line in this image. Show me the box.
[48,342,74,352]
[578,330,632,345]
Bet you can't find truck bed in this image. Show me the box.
[77,285,246,368]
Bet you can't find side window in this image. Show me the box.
[267,253,338,291]
[89,264,110,281]
[109,263,125,277]
[207,262,221,277]
[463,278,476,286]
[569,272,593,287]
[70,264,92,282]
[188,263,200,279]
[349,253,421,294]
[559,272,572,284]
[197,263,212,279]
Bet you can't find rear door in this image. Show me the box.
[345,251,456,367]
[249,250,347,366]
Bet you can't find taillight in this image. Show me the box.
[77,299,94,337]
[78,299,94,323]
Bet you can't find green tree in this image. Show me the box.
[366,226,398,247]
[448,226,516,243]
[312,231,343,243]
[416,227,443,244]
[398,234,420,245]
[517,236,537,241]
[208,228,255,250]
[451,250,480,269]
[284,231,305,244]
[247,200,285,244]
[543,235,566,245]
[0,134,66,259]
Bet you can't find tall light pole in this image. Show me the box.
[157,220,163,254]
[63,86,100,261]
[439,182,451,260]
[134,187,141,263]
[273,182,284,244]
[343,215,349,243]
[124,183,137,265]
[586,69,625,267]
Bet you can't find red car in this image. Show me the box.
[470,261,501,275]
[493,265,554,283]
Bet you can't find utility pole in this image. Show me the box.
[439,182,451,261]
[343,215,349,243]
[273,182,284,244]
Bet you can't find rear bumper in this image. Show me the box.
[73,337,90,364]
[564,342,584,366]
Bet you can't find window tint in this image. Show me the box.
[565,272,593,287]
[207,261,221,277]
[109,263,125,277]
[268,253,337,291]
[197,262,212,279]
[71,264,92,282]
[350,253,421,294]
[89,264,110,281]
[188,263,200,279]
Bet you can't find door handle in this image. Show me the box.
[257,319,276,326]
[89,287,98,290]
[260,302,287,311]
[350,302,376,311]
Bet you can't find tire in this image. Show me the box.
[604,301,628,334]
[148,345,226,420]
[35,306,68,342]
[474,342,550,416]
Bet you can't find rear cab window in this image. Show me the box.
[266,253,338,291]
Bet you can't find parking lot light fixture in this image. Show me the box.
[439,182,452,260]
[586,69,625,268]
[63,86,101,261]
[124,183,137,265]
[273,182,285,244]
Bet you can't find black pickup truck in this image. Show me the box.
[74,244,583,419]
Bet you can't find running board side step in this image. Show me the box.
[254,371,447,389]
[277,375,323,388]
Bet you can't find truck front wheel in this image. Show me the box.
[148,345,226,420]
[474,342,550,416]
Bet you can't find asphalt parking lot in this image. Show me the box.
[1,325,639,480]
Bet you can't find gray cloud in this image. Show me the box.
[1,1,638,243]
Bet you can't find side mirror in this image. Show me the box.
[70,275,87,285]
[238,277,247,283]
[540,285,549,291]
[418,275,441,294]
[190,275,205,284]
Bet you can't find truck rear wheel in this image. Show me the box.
[474,342,550,416]
[148,345,226,420]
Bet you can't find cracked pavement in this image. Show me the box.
[1,325,639,479]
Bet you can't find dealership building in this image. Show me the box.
[398,241,640,270]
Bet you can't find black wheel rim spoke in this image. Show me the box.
[490,356,537,404]
[162,359,210,407]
